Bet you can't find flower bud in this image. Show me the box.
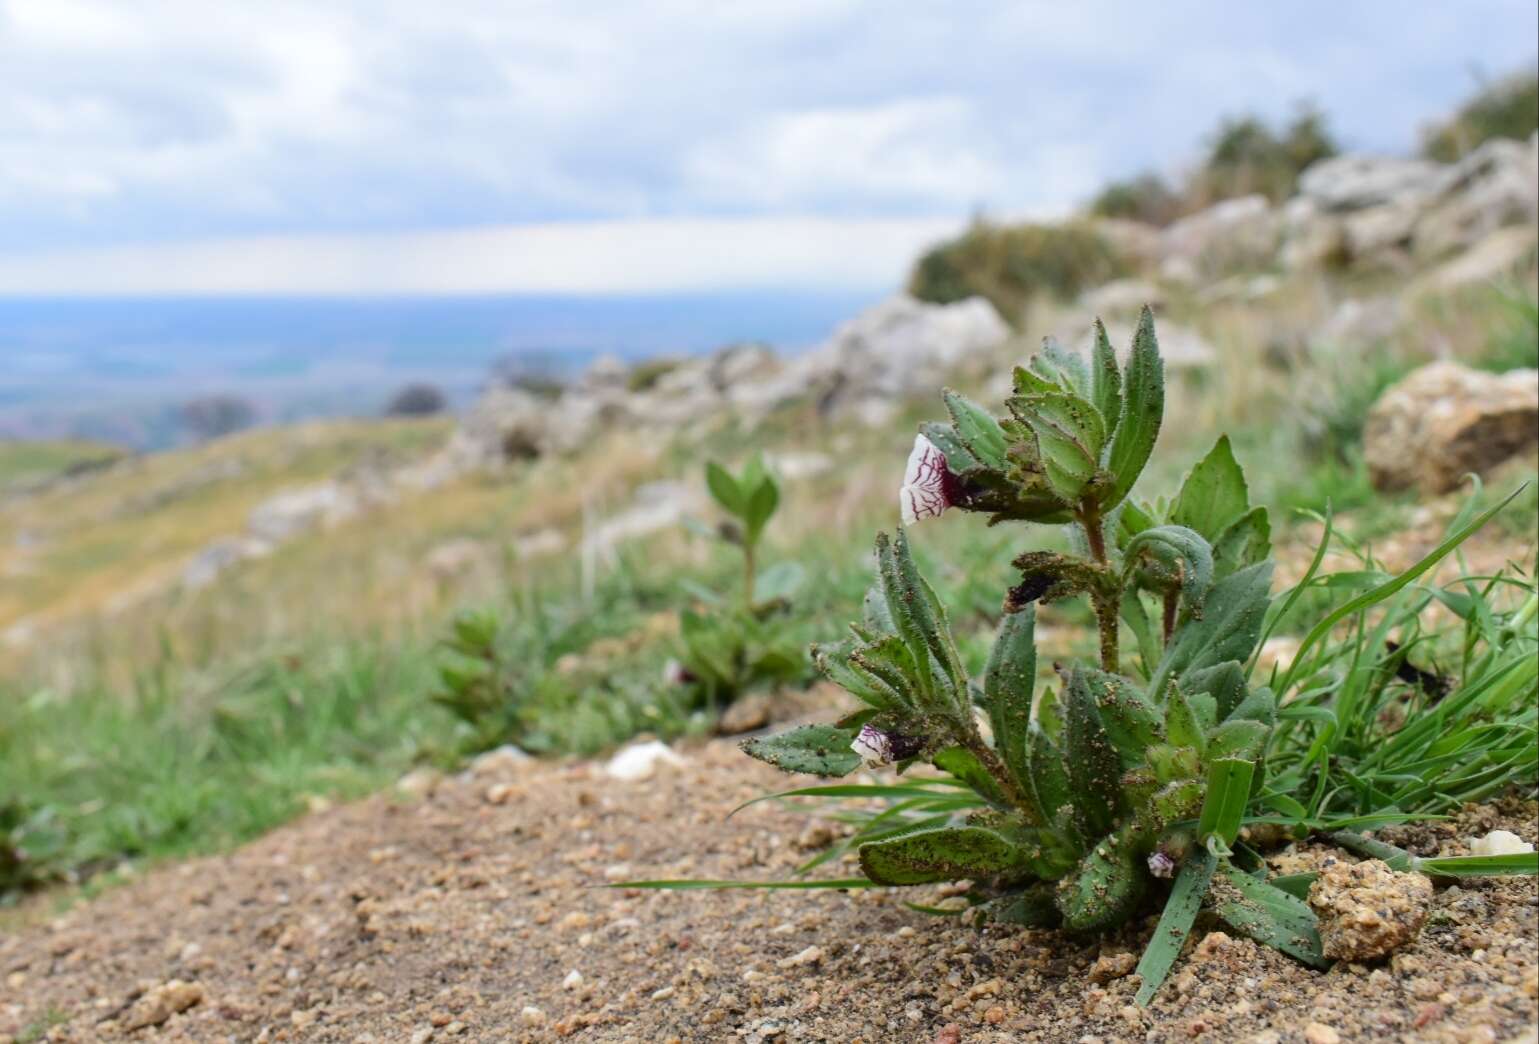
[1146,851,1177,879]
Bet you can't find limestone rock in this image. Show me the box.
[1364,362,1539,494]
[1308,858,1432,961]
[1159,195,1278,280]
[248,482,357,543]
[1298,154,1449,212]
[1413,134,1539,260]
[124,980,205,1031]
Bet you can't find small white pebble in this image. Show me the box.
[651,986,676,1001]
[409,1029,434,1044]
[1469,829,1534,857]
[777,945,823,969]
[562,969,584,990]
[520,1006,545,1024]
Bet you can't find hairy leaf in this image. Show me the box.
[1171,435,1249,541]
[859,825,1030,885]
[741,725,861,778]
[1102,306,1165,510]
[984,607,1037,797]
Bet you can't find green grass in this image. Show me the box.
[0,439,125,492]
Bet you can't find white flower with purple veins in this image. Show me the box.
[1146,851,1177,879]
[851,724,895,767]
[899,434,957,524]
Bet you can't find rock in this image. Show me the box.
[716,693,773,735]
[423,538,487,582]
[1079,278,1165,315]
[124,980,205,1030]
[811,294,1010,414]
[1469,829,1535,857]
[777,945,823,968]
[605,740,685,782]
[467,744,532,778]
[1416,225,1538,293]
[1308,858,1433,961]
[1364,362,1539,494]
[248,482,358,543]
[765,451,833,481]
[1091,218,1164,268]
[1279,196,1344,270]
[1303,1022,1342,1044]
[1298,154,1449,212]
[514,528,568,558]
[582,481,700,559]
[1414,135,1539,259]
[447,385,558,469]
[1087,951,1137,984]
[396,768,442,797]
[181,536,272,590]
[1159,195,1278,280]
[1318,296,1403,347]
[562,969,584,989]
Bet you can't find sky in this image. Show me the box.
[1,0,1536,296]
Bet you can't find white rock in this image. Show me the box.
[248,483,357,543]
[520,1006,546,1024]
[1298,154,1449,212]
[562,969,584,990]
[605,740,686,782]
[467,744,532,777]
[1469,830,1535,857]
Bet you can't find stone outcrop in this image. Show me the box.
[1364,362,1539,494]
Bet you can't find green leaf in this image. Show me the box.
[705,461,744,515]
[1065,667,1125,838]
[1102,305,1164,511]
[1212,506,1272,580]
[740,725,861,778]
[614,877,880,891]
[1197,758,1255,845]
[1083,667,1164,766]
[1210,863,1327,968]
[1056,827,1145,931]
[1206,719,1269,761]
[1134,848,1219,1006]
[883,529,968,716]
[1026,722,1073,824]
[859,825,1030,885]
[931,747,1007,808]
[1008,392,1106,501]
[744,476,780,543]
[983,607,1037,798]
[1182,661,1248,721]
[1150,563,1274,699]
[1413,852,1539,877]
[1171,435,1250,542]
[1030,336,1091,394]
[1124,524,1215,612]
[1164,687,1206,753]
[1089,319,1123,442]
[943,389,1010,469]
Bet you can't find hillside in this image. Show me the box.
[1,129,1536,1043]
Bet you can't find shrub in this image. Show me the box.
[633,310,1537,1002]
[1188,105,1337,207]
[384,382,448,416]
[179,394,255,442]
[1422,69,1539,162]
[908,220,1127,324]
[1090,172,1184,227]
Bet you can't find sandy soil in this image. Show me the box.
[2,734,1535,1044]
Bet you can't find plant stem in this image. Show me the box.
[1162,589,1179,645]
[742,541,757,614]
[1078,498,1120,673]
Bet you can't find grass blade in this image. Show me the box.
[1134,848,1218,1006]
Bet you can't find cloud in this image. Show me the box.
[0,0,1535,291]
[0,216,963,295]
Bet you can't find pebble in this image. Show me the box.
[777,945,823,969]
[562,969,584,990]
[520,1006,545,1024]
[1304,1023,1341,1044]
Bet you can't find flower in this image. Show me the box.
[851,724,895,767]
[1469,829,1534,857]
[899,434,956,524]
[661,658,694,686]
[1146,851,1177,879]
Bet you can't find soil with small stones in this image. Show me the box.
[2,741,1535,1044]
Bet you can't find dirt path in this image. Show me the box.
[2,738,1535,1044]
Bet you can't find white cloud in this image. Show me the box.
[0,0,1535,291]
[0,216,963,295]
